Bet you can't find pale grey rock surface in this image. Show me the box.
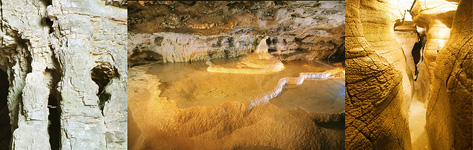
[0,0,127,149]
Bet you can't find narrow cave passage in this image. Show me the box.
[393,8,431,150]
[0,69,11,149]
[48,94,60,150]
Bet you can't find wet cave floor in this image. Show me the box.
[128,58,345,150]
[147,58,345,112]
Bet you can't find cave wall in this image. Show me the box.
[347,0,471,149]
[345,0,412,149]
[410,0,458,102]
[425,0,472,149]
[358,0,415,119]
[0,0,127,149]
[127,1,345,65]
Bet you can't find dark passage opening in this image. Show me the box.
[0,69,11,149]
[91,63,118,114]
[48,94,60,150]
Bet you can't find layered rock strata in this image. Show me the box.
[0,0,127,149]
[128,1,345,65]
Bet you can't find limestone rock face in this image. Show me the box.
[426,0,472,149]
[128,1,345,65]
[0,0,127,150]
[345,0,411,149]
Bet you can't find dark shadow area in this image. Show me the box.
[317,121,345,131]
[327,41,345,66]
[91,63,118,113]
[48,94,60,150]
[0,69,11,149]
[314,113,345,131]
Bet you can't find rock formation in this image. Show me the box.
[206,37,285,74]
[128,1,345,65]
[0,0,127,149]
[128,67,345,150]
[345,0,411,149]
[425,0,472,149]
[127,1,346,149]
[411,0,458,85]
[346,0,471,149]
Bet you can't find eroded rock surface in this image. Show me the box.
[425,0,472,149]
[207,37,285,74]
[128,1,345,65]
[0,0,127,149]
[411,0,458,84]
[346,0,471,149]
[345,0,411,149]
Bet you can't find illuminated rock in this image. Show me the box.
[426,0,472,149]
[249,68,345,109]
[345,0,411,149]
[411,0,458,92]
[207,37,285,74]
[128,67,345,150]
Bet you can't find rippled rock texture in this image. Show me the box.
[128,1,345,65]
[345,0,411,149]
[0,0,127,149]
[346,0,471,149]
[425,0,472,149]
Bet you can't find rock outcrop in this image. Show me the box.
[345,0,411,149]
[425,0,472,149]
[346,0,471,149]
[0,0,127,149]
[128,1,345,65]
[206,37,285,74]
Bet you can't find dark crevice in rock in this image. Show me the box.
[43,17,54,34]
[40,0,52,6]
[0,69,11,149]
[47,93,60,150]
[327,41,345,65]
[91,63,118,114]
[154,36,163,46]
[46,64,62,150]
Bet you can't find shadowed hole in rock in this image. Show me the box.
[130,49,164,66]
[48,94,60,150]
[46,67,62,150]
[0,69,11,149]
[91,63,118,113]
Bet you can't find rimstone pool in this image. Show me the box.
[144,59,345,112]
[128,38,346,150]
